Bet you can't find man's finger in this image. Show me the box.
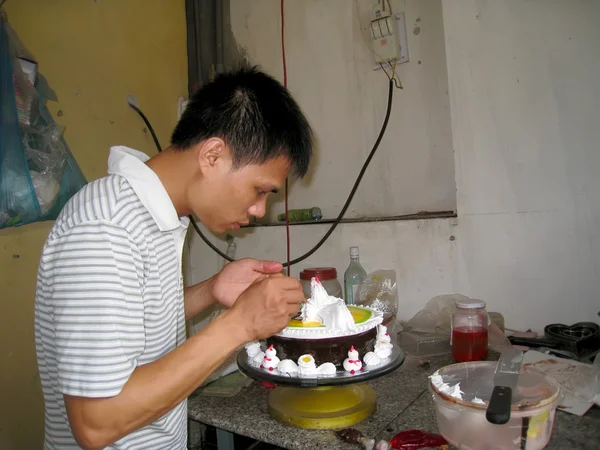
[273,277,303,291]
[254,260,283,274]
[287,304,303,316]
[267,273,284,279]
[284,291,306,304]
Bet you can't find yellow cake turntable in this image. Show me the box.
[236,346,404,429]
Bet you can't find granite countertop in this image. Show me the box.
[188,354,600,449]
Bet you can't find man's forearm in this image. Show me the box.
[65,310,247,450]
[184,277,217,320]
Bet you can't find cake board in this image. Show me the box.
[236,346,405,429]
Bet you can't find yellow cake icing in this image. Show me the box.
[287,305,373,328]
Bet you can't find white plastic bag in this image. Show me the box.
[402,294,511,353]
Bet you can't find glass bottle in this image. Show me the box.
[277,207,322,222]
[451,299,489,362]
[344,246,367,305]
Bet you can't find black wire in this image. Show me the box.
[128,103,163,154]
[127,102,235,261]
[128,79,394,267]
[284,79,394,266]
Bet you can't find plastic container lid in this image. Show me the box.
[299,267,338,281]
[455,299,486,310]
[350,246,360,257]
[430,361,561,411]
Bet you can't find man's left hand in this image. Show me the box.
[211,258,284,308]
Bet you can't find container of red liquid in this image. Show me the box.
[451,299,488,362]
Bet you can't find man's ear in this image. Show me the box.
[197,138,226,173]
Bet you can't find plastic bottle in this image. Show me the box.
[344,246,367,305]
[277,207,322,222]
[299,267,342,299]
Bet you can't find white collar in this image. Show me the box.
[107,146,189,232]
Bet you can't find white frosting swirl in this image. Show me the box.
[374,343,393,359]
[299,277,356,331]
[245,342,262,359]
[374,325,394,359]
[377,325,391,343]
[278,359,299,376]
[429,371,464,400]
[250,351,265,368]
[363,351,382,367]
[316,362,337,376]
[297,354,317,375]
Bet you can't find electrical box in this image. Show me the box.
[371,5,400,64]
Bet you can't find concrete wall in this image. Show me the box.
[189,0,600,335]
[443,0,600,331]
[227,0,456,222]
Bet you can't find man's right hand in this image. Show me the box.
[226,274,305,342]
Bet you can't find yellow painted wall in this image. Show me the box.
[0,1,187,448]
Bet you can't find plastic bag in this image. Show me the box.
[355,270,399,324]
[0,18,86,228]
[402,294,511,353]
[403,294,468,333]
[570,356,600,407]
[23,123,67,214]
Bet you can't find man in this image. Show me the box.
[35,67,313,449]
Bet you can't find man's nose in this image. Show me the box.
[248,199,267,218]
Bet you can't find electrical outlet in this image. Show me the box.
[372,13,409,70]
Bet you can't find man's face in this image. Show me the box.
[189,140,289,233]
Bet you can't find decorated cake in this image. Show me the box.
[244,277,395,377]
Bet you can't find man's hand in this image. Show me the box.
[211,258,284,308]
[225,274,305,341]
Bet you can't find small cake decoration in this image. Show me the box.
[363,351,382,367]
[245,341,262,358]
[278,359,299,376]
[316,362,337,376]
[298,354,318,376]
[374,325,393,359]
[251,351,266,368]
[261,344,280,372]
[245,342,266,368]
[343,346,364,374]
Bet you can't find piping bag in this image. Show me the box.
[389,430,447,449]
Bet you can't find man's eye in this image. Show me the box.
[257,190,266,196]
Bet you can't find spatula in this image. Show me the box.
[486,348,523,425]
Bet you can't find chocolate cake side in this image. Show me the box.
[266,327,377,368]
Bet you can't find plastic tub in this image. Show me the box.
[429,361,561,450]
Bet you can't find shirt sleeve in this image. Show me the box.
[43,221,145,398]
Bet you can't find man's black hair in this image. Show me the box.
[171,66,313,178]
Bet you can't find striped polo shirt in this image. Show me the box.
[35,146,190,449]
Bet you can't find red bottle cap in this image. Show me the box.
[300,267,337,281]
